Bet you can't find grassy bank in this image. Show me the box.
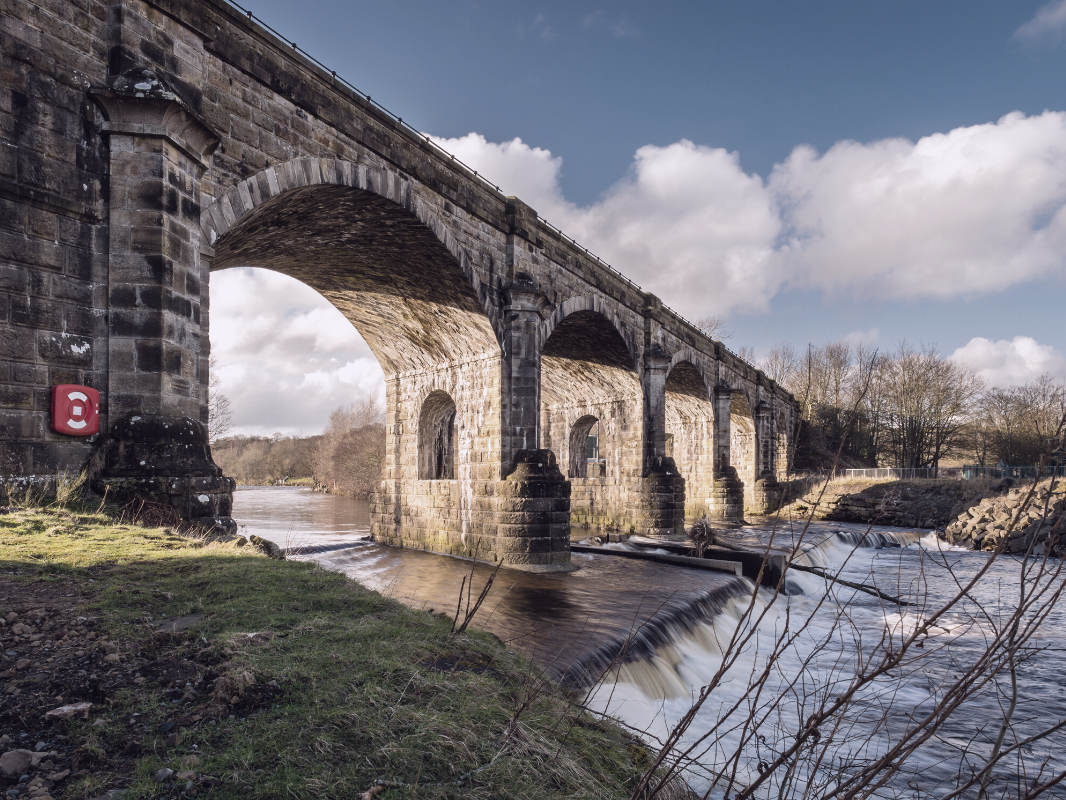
[0,504,669,799]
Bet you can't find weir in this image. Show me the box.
[232,488,919,692]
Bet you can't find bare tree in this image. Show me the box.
[313,396,386,496]
[695,314,731,340]
[761,343,799,387]
[972,375,1066,467]
[207,355,233,442]
[879,341,983,473]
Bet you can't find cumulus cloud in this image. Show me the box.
[210,268,384,437]
[772,111,1066,302]
[435,111,1066,320]
[951,336,1066,387]
[432,135,782,317]
[428,133,569,215]
[1014,0,1066,46]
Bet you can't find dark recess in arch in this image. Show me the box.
[541,310,636,372]
[419,391,457,480]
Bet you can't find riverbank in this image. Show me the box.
[776,475,1003,528]
[0,504,680,800]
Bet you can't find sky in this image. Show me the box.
[212,0,1066,436]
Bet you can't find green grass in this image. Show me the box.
[0,505,666,799]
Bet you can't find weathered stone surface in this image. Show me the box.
[1,0,797,570]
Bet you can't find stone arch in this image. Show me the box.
[418,390,457,480]
[201,158,502,344]
[664,359,716,520]
[539,306,642,531]
[730,389,758,511]
[204,160,503,558]
[668,348,714,392]
[539,296,640,374]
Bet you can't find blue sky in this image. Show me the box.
[213,0,1066,435]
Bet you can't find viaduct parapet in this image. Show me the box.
[1,0,797,570]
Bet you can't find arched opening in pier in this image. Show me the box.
[207,178,501,552]
[569,415,603,478]
[730,391,758,512]
[664,361,715,521]
[419,391,457,480]
[539,309,641,531]
[776,411,791,479]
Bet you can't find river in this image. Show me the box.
[233,486,1066,799]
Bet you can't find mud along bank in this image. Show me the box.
[0,505,681,800]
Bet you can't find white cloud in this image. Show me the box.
[432,135,782,318]
[572,141,781,316]
[1014,0,1066,45]
[435,111,1066,321]
[210,268,384,437]
[772,111,1066,303]
[428,133,569,214]
[844,328,880,346]
[951,336,1066,387]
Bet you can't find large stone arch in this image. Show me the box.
[664,358,716,520]
[203,158,505,559]
[538,304,643,532]
[538,296,641,374]
[201,158,502,346]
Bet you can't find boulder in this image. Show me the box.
[0,748,33,778]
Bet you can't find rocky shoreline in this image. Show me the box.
[944,479,1065,556]
[779,478,1000,529]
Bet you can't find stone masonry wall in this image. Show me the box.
[0,0,111,477]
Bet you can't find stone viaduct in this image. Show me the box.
[1,0,797,571]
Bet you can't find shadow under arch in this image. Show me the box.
[539,308,643,531]
[730,389,758,511]
[538,297,640,373]
[664,360,716,520]
[204,164,503,558]
[207,180,500,375]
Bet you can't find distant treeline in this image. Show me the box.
[762,340,1065,472]
[212,398,386,497]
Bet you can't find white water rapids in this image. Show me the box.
[589,529,1066,798]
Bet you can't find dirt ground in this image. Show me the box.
[0,577,281,799]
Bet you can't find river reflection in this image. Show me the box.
[232,486,748,682]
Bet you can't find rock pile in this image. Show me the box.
[945,480,1066,555]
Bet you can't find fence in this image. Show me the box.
[829,465,1066,481]
[960,464,1066,480]
[844,467,935,480]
